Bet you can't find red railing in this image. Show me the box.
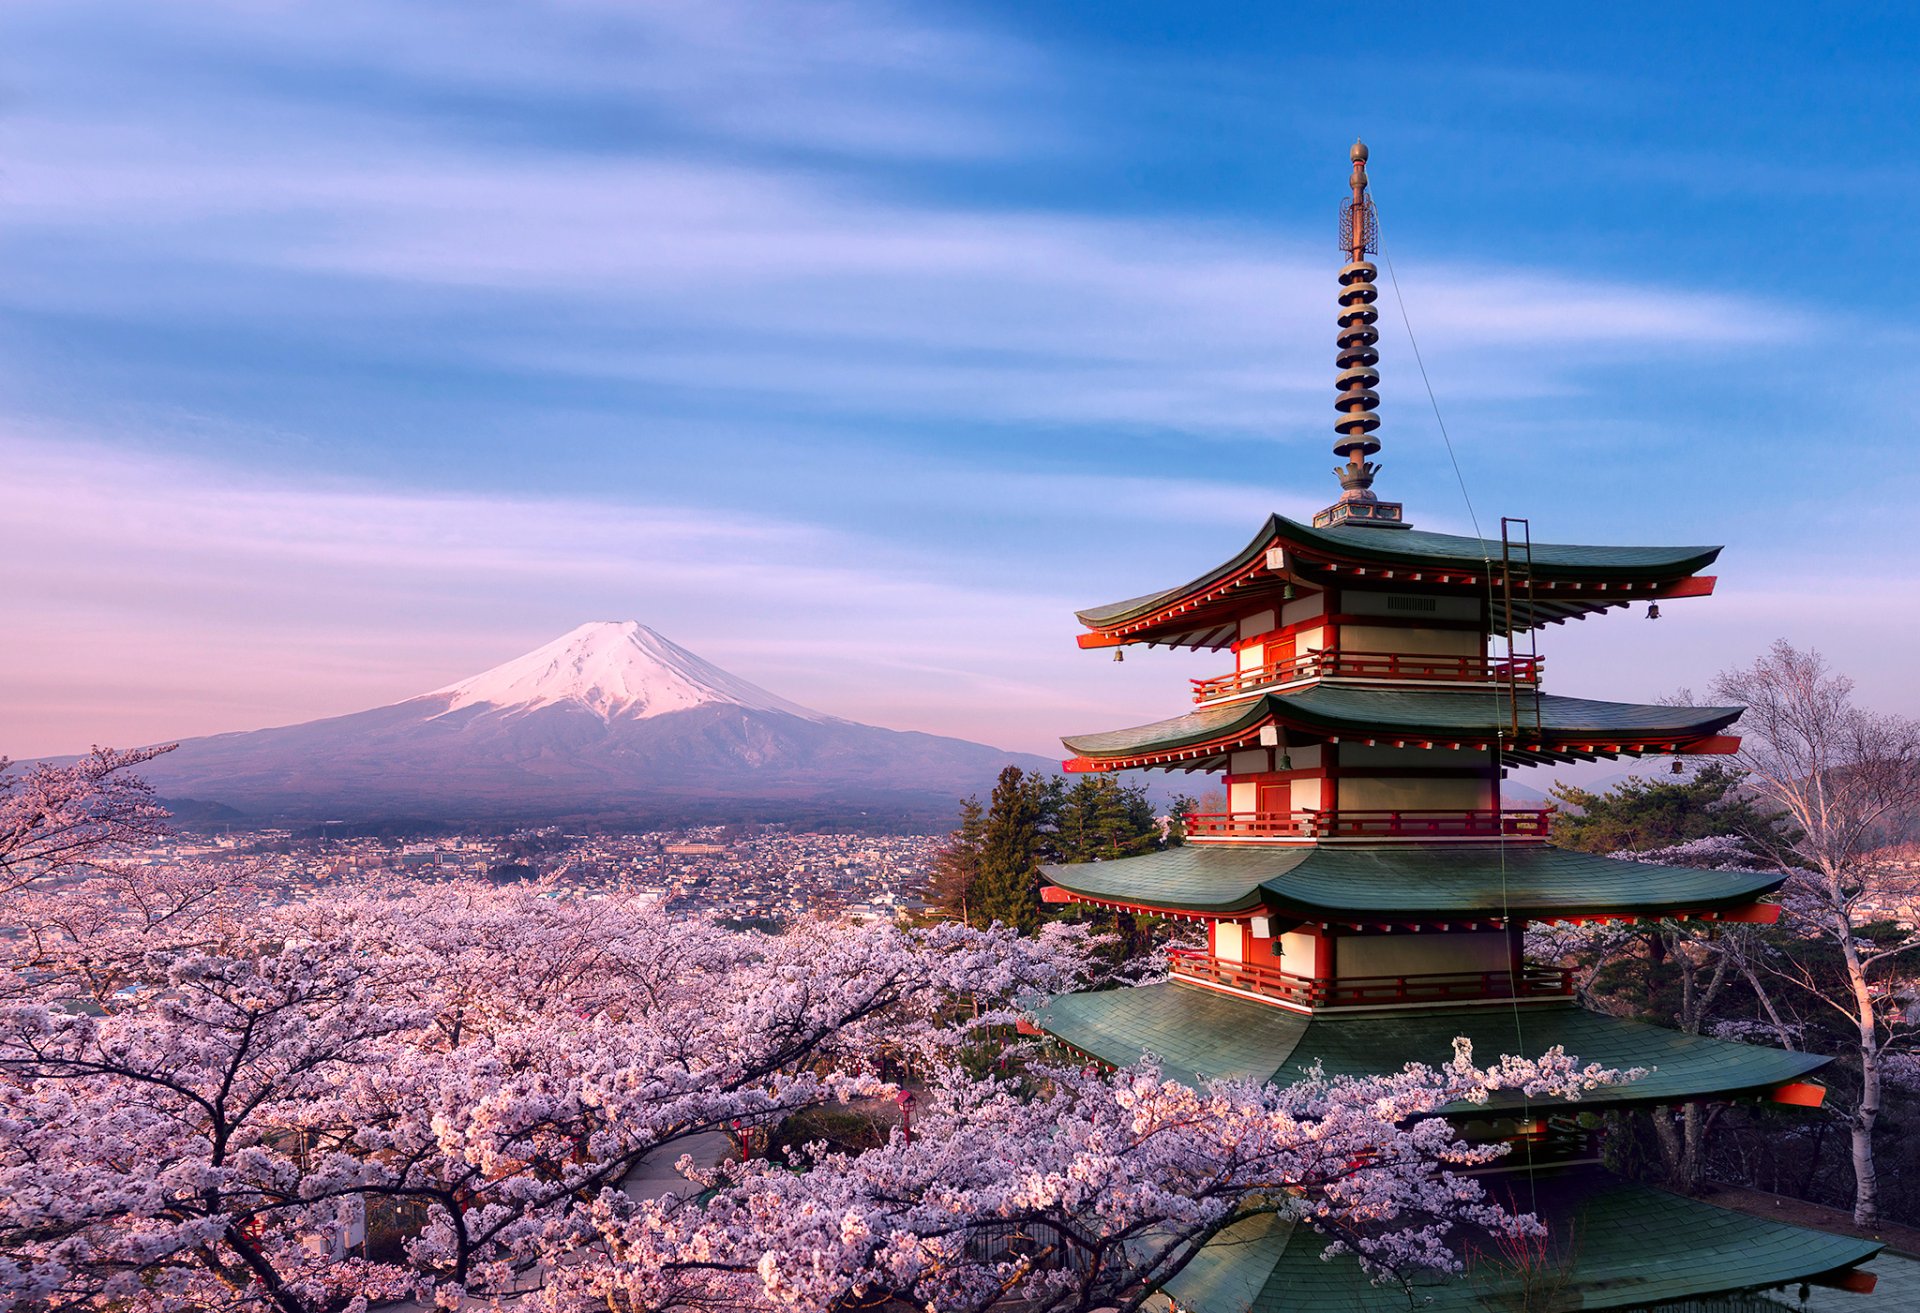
[1183,808,1552,841]
[1167,948,1573,1007]
[1190,649,1542,702]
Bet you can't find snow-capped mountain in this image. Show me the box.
[427,622,834,724]
[128,624,1056,825]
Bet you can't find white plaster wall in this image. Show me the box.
[1282,596,1325,627]
[1339,624,1482,656]
[1214,922,1245,963]
[1278,930,1318,973]
[1339,776,1492,810]
[1339,931,1507,978]
[1340,745,1483,767]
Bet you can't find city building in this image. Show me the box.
[1034,144,1883,1309]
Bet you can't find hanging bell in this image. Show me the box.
[1113,649,1124,663]
[1646,603,1662,620]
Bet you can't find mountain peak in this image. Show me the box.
[426,621,831,723]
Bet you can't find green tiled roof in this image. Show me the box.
[1307,518,1721,576]
[1041,843,1784,919]
[1077,514,1721,629]
[1161,1171,1880,1313]
[1063,699,1261,758]
[1062,688,1742,760]
[1034,984,1828,1108]
[1045,845,1296,915]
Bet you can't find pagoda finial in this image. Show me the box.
[1344,140,1374,264]
[1315,139,1406,530]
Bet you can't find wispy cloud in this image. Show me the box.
[1,429,1203,757]
[2,0,1901,769]
[0,0,1808,446]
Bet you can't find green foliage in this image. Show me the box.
[973,766,1062,934]
[768,1105,892,1162]
[939,769,1175,938]
[1548,763,1784,855]
[1055,776,1158,863]
[926,795,987,925]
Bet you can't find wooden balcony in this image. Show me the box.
[1168,948,1574,1008]
[1183,807,1553,842]
[1190,649,1542,702]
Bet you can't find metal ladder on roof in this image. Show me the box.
[1498,517,1543,746]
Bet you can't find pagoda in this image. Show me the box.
[1033,144,1885,1310]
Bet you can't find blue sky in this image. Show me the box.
[4,0,1917,765]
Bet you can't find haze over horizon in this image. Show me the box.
[6,1,1918,764]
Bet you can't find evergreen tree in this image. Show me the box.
[1548,763,1785,856]
[973,766,1060,934]
[925,796,986,926]
[1056,776,1159,863]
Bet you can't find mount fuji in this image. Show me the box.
[129,622,1059,827]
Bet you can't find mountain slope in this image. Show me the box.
[130,622,1059,825]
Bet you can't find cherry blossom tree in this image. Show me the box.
[0,754,1636,1312]
[0,880,1104,1311]
[0,745,174,894]
[0,873,1634,1313]
[1713,641,1920,1226]
[3,857,279,1009]
[558,1045,1635,1313]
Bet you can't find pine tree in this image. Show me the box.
[1548,763,1785,856]
[1056,776,1158,863]
[926,796,986,926]
[972,766,1060,934]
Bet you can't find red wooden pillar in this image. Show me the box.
[1505,918,1527,993]
[1312,927,1338,1004]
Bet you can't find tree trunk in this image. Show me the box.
[1652,1106,1683,1187]
[1678,1100,1705,1194]
[1840,912,1882,1228]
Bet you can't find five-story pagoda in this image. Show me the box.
[1033,144,1885,1311]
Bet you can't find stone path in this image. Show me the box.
[619,1129,735,1201]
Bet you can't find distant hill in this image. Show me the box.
[121,622,1060,829]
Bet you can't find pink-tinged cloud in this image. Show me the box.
[8,429,1917,768]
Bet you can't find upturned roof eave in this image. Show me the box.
[1033,983,1833,1111]
[1160,1172,1879,1313]
[1039,843,1786,922]
[1073,514,1724,633]
[1059,688,1746,763]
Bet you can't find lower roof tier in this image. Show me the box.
[1033,984,1827,1111]
[1160,1170,1880,1313]
[1060,686,1743,770]
[1040,842,1784,923]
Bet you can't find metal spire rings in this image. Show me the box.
[1335,141,1381,494]
[1312,141,1407,529]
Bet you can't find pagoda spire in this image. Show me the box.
[1314,140,1406,529]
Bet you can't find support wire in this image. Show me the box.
[1376,208,1542,1208]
